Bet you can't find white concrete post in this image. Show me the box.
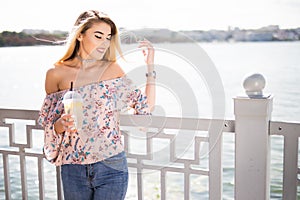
[234,73,273,200]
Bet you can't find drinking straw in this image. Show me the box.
[70,81,73,91]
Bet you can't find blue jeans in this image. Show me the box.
[61,151,128,200]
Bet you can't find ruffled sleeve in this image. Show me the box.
[117,76,150,115]
[127,88,151,115]
[38,91,65,164]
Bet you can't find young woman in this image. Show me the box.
[38,10,155,199]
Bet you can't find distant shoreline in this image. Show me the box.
[1,25,299,47]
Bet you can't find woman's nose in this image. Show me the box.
[101,39,110,47]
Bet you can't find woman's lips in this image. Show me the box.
[97,48,106,53]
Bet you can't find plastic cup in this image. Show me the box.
[62,91,83,131]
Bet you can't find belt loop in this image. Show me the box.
[86,164,90,178]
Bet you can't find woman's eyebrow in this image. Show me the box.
[94,31,111,36]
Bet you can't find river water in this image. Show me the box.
[0,42,299,199]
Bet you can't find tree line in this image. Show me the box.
[0,31,67,47]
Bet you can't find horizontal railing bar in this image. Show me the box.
[0,150,44,158]
[126,153,152,160]
[120,115,235,132]
[0,109,236,132]
[127,163,209,176]
[1,110,298,137]
[0,108,40,121]
[270,121,300,136]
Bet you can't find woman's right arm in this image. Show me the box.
[44,68,74,134]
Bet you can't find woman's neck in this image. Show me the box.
[76,54,97,64]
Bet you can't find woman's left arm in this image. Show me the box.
[138,40,156,112]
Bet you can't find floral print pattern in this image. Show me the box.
[38,76,149,166]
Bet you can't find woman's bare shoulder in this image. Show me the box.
[109,61,125,77]
[45,66,63,94]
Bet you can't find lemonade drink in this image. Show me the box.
[63,90,83,131]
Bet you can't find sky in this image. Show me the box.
[0,0,300,32]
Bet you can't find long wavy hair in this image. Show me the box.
[56,10,122,64]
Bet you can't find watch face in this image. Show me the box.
[146,71,156,78]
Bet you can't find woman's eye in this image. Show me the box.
[95,35,102,39]
[106,37,111,41]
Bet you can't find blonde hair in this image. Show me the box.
[56,10,122,64]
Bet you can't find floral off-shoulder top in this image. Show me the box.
[38,76,149,166]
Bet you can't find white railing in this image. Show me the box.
[1,109,299,199]
[0,108,235,200]
[120,115,235,200]
[269,121,300,200]
[0,74,299,199]
[0,109,63,200]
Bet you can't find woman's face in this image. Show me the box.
[79,22,112,60]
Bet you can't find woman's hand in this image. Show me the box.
[54,114,76,134]
[138,39,154,66]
